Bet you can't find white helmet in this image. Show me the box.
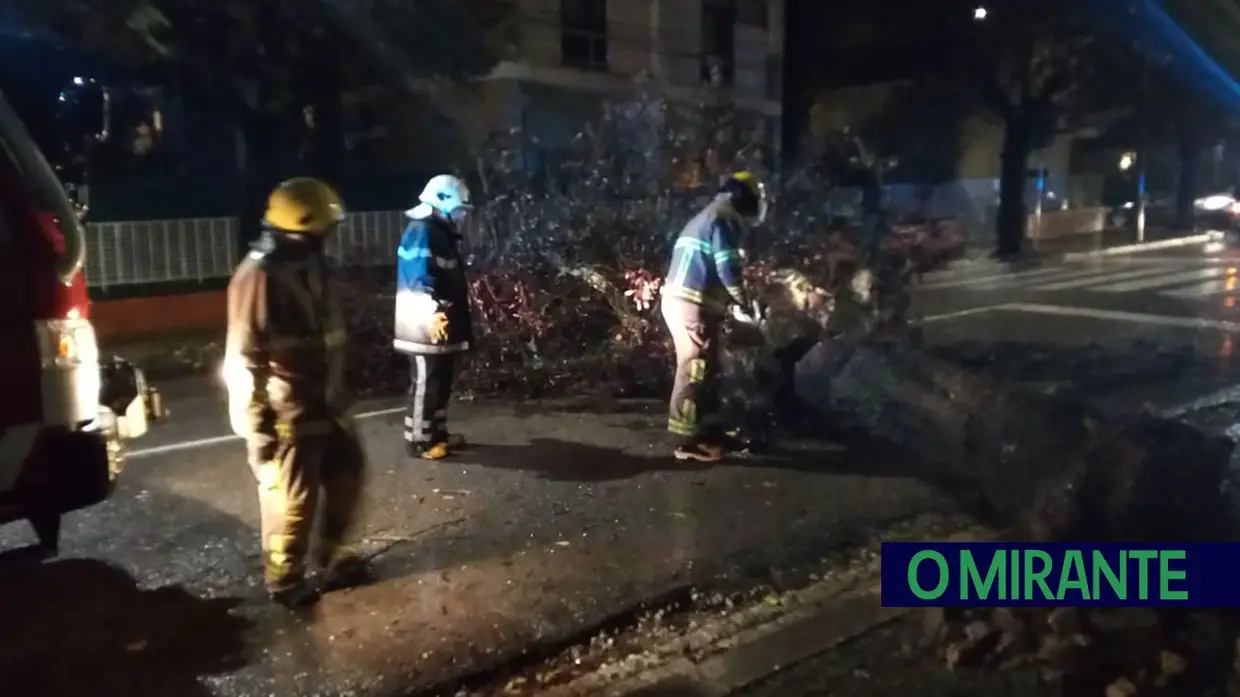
[407,174,473,219]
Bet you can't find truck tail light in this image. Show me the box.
[36,317,97,369]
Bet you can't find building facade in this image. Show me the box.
[451,0,785,165]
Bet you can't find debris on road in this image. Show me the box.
[924,605,1239,697]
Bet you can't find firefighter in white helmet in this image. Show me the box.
[393,174,476,459]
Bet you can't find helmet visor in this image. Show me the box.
[753,180,768,225]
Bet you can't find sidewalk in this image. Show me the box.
[1031,225,1209,257]
[931,227,1211,277]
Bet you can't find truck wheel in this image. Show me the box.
[28,511,60,556]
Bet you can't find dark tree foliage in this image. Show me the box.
[17,0,508,168]
[858,77,971,186]
[956,0,1117,257]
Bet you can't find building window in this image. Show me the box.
[561,0,607,71]
[701,0,735,85]
[736,0,767,28]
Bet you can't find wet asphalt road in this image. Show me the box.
[0,391,954,697]
[4,248,1240,697]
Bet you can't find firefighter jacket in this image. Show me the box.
[223,233,353,454]
[393,215,473,354]
[662,197,750,316]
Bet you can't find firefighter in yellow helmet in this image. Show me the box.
[660,171,767,462]
[222,177,373,607]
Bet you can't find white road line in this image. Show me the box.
[1089,267,1227,293]
[921,265,1087,290]
[919,305,1006,323]
[128,405,405,459]
[1162,277,1240,298]
[998,302,1240,332]
[1026,265,1194,291]
[1111,255,1235,264]
[1061,233,1216,259]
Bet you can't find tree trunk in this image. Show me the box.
[795,342,1236,542]
[996,120,1032,258]
[1173,127,1200,232]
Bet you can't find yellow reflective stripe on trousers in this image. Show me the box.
[669,398,698,435]
[667,417,696,435]
[687,358,707,383]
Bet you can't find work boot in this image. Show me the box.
[445,433,467,449]
[267,576,320,608]
[673,442,724,462]
[320,552,378,593]
[406,440,451,460]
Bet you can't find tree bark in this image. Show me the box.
[795,342,1236,542]
[996,118,1032,258]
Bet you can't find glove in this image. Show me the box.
[429,311,450,344]
[730,303,760,326]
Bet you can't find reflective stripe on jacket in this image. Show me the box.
[661,198,749,314]
[393,216,473,354]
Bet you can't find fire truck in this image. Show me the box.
[0,76,165,557]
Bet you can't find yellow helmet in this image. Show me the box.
[263,177,346,234]
[720,170,768,224]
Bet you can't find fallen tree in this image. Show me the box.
[789,334,1239,694]
[800,341,1236,542]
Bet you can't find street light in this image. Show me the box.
[974,5,988,20]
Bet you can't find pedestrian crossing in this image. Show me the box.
[918,260,1240,300]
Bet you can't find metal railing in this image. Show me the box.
[327,209,407,267]
[84,217,240,290]
[83,210,408,290]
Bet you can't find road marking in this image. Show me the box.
[919,305,1005,322]
[1026,265,1188,290]
[128,404,405,459]
[1164,279,1232,298]
[1061,232,1215,259]
[999,302,1240,332]
[917,257,1240,299]
[1088,267,1227,292]
[919,265,1076,289]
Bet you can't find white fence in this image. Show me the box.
[83,210,408,290]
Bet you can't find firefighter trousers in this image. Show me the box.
[406,354,456,445]
[250,419,366,589]
[661,298,722,445]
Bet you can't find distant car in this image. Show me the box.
[1107,193,1240,235]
